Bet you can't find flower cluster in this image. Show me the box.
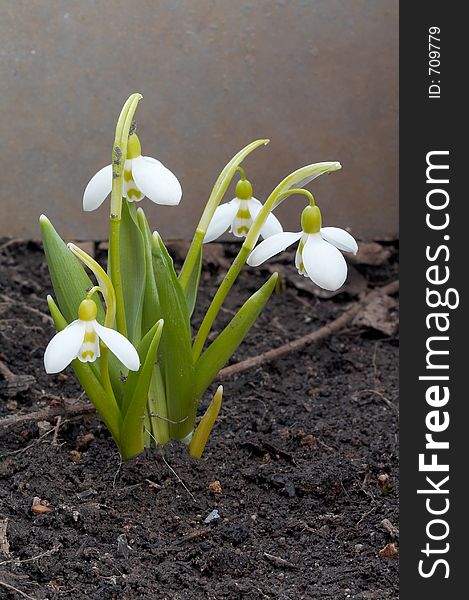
[41,93,357,461]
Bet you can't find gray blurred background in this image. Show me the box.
[1,0,398,241]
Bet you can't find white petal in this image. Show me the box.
[93,322,140,371]
[77,322,101,363]
[247,231,302,267]
[123,159,145,202]
[83,164,113,211]
[320,227,358,254]
[247,198,283,239]
[44,320,85,373]
[204,200,240,243]
[260,212,283,239]
[302,234,347,291]
[132,156,182,206]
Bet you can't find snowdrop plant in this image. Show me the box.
[41,93,353,460]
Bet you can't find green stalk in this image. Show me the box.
[108,93,142,335]
[192,162,342,360]
[109,218,127,335]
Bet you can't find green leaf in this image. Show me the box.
[40,215,105,323]
[119,319,164,460]
[151,232,196,440]
[136,208,161,335]
[195,272,278,399]
[188,385,223,459]
[147,364,170,445]
[46,296,122,443]
[183,244,202,318]
[272,161,342,210]
[119,200,146,345]
[120,320,163,415]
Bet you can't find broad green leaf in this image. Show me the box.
[46,295,122,443]
[136,208,161,335]
[40,215,105,324]
[195,272,278,399]
[152,232,195,440]
[119,319,164,460]
[119,200,145,345]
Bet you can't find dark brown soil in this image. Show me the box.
[0,238,399,600]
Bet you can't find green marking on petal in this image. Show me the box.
[124,170,133,182]
[83,330,96,343]
[236,208,251,219]
[127,188,142,199]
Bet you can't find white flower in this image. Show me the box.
[204,178,282,243]
[83,134,182,211]
[44,299,140,374]
[247,205,358,291]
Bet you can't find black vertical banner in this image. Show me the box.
[400,2,466,597]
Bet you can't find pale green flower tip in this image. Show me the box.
[39,214,51,227]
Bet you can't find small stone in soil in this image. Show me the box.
[31,496,53,515]
[117,533,132,557]
[204,509,221,524]
[77,488,97,500]
[208,480,222,494]
[378,542,399,558]
[76,432,95,451]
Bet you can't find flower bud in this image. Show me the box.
[235,178,253,200]
[78,298,98,322]
[301,205,322,234]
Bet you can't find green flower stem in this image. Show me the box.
[108,93,142,335]
[178,139,269,291]
[236,166,247,180]
[192,245,250,361]
[192,164,341,360]
[109,218,127,336]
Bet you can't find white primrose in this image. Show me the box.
[44,298,140,374]
[247,204,358,291]
[83,133,182,211]
[204,178,282,243]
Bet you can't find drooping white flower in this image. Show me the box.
[44,298,140,374]
[83,134,182,211]
[204,178,282,243]
[247,205,358,291]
